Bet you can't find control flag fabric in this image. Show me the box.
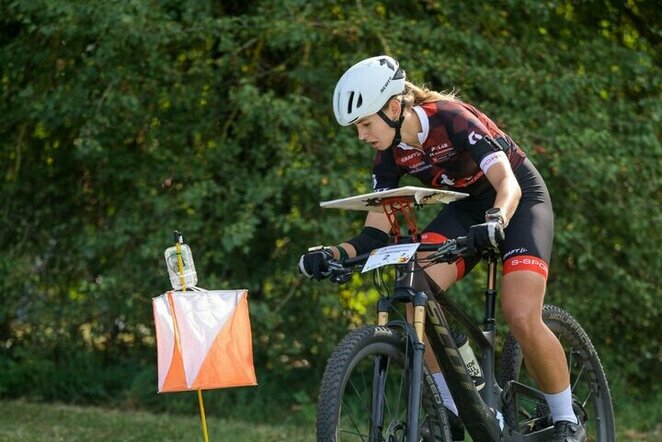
[153,289,257,392]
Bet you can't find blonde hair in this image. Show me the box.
[401,81,458,107]
[380,81,459,112]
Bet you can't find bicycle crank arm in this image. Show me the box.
[501,381,555,441]
[502,380,548,404]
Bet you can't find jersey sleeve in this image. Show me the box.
[445,103,505,166]
[372,148,402,191]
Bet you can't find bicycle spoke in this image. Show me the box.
[344,379,370,435]
[499,306,615,441]
[338,428,368,440]
[318,326,449,441]
[338,352,411,440]
[571,361,586,392]
[582,390,593,410]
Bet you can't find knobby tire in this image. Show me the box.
[317,325,452,441]
[499,305,615,441]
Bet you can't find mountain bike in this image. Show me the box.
[314,190,615,441]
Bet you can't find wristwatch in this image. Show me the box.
[485,207,508,228]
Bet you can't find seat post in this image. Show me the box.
[484,253,498,333]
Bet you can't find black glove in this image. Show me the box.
[298,248,335,280]
[466,222,505,254]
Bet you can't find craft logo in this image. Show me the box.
[400,152,422,162]
[504,248,528,259]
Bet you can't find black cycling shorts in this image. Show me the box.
[421,158,554,280]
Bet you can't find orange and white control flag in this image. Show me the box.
[153,289,257,392]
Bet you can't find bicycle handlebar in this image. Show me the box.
[327,237,470,284]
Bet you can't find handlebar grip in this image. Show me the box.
[340,252,372,267]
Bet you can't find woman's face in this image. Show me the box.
[354,113,394,151]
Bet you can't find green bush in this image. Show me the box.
[1,0,659,417]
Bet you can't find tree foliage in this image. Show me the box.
[0,0,659,417]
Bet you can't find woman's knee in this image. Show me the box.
[505,312,544,343]
[501,274,547,343]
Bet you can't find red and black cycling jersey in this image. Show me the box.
[372,100,526,195]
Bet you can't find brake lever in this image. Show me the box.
[327,260,352,284]
[428,239,468,264]
[330,271,352,284]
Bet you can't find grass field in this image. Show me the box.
[0,399,659,441]
[0,400,312,442]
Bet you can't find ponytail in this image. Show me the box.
[401,81,458,108]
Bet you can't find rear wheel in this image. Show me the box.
[499,305,615,441]
[317,325,452,441]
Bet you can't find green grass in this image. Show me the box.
[0,400,315,442]
[0,399,659,441]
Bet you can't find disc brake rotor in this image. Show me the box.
[385,419,406,442]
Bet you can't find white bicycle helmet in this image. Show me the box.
[333,55,406,126]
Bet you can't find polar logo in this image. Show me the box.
[468,131,483,145]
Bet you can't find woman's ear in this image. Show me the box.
[388,98,401,118]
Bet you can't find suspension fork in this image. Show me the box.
[370,354,390,440]
[400,260,429,442]
[371,295,392,440]
[407,290,428,442]
[373,261,429,441]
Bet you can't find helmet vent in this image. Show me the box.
[347,91,355,113]
[357,94,363,108]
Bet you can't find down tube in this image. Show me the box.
[425,300,501,441]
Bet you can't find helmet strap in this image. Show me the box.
[377,99,406,148]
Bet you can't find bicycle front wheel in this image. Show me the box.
[499,305,615,441]
[317,325,452,441]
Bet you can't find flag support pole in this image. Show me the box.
[174,232,210,442]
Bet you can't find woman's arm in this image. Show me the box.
[330,212,391,258]
[484,160,521,225]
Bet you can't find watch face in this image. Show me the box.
[485,208,507,227]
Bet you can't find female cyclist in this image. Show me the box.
[299,55,585,442]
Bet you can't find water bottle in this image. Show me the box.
[164,234,198,290]
[452,331,485,391]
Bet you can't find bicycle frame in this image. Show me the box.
[319,191,612,441]
[373,254,555,441]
